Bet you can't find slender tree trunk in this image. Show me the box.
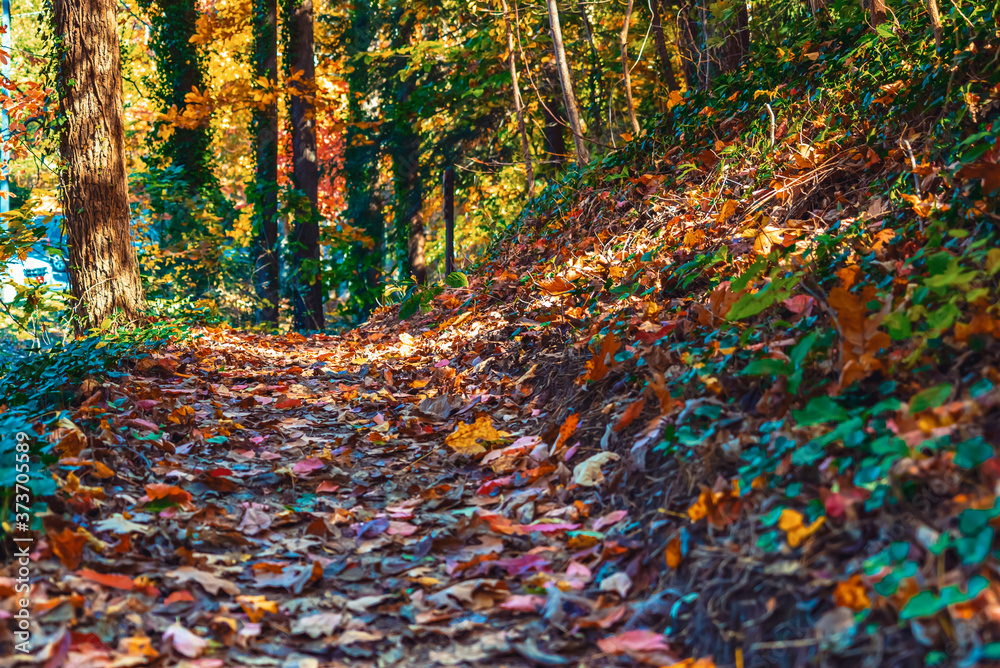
[287,0,323,330]
[620,0,640,135]
[345,0,382,319]
[541,63,568,165]
[926,0,942,49]
[53,0,144,330]
[650,0,678,92]
[721,0,750,73]
[545,0,589,164]
[576,1,603,137]
[252,0,279,324]
[676,4,696,89]
[499,0,534,196]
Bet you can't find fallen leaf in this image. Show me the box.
[445,416,501,455]
[162,623,206,658]
[572,452,620,487]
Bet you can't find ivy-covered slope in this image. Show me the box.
[378,3,1000,665]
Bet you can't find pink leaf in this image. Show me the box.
[292,458,324,475]
[597,629,670,655]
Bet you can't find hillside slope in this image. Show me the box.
[374,9,1000,666]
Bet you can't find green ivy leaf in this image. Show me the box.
[899,575,989,620]
[792,395,848,426]
[908,383,952,413]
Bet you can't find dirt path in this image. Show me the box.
[12,326,677,667]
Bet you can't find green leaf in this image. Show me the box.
[445,271,469,288]
[742,358,790,377]
[884,311,911,341]
[908,383,952,413]
[398,296,420,320]
[899,576,989,620]
[793,395,848,426]
[955,436,992,469]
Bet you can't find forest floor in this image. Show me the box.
[14,325,685,668]
[8,15,1000,668]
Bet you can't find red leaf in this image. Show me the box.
[275,397,302,409]
[77,568,135,590]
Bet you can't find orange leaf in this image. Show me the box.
[538,276,574,295]
[584,333,621,382]
[144,483,193,505]
[49,527,88,570]
[613,398,645,432]
[554,414,579,450]
[665,536,683,569]
[164,590,195,605]
[832,574,870,612]
[275,397,302,409]
[77,568,135,590]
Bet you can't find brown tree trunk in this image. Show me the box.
[541,63,567,165]
[926,0,942,49]
[253,0,279,325]
[650,0,678,92]
[545,0,589,164]
[721,0,750,73]
[869,0,887,26]
[576,0,603,136]
[499,0,534,196]
[53,0,144,331]
[620,0,640,136]
[287,0,324,331]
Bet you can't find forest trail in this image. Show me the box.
[24,325,667,667]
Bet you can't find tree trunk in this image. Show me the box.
[926,0,942,49]
[389,80,425,286]
[252,0,279,325]
[650,0,678,92]
[576,1,603,137]
[869,0,887,27]
[676,4,696,89]
[721,0,750,73]
[287,0,324,331]
[53,0,144,330]
[499,0,534,196]
[541,63,567,165]
[620,0,640,136]
[345,0,382,319]
[142,0,214,198]
[545,0,588,164]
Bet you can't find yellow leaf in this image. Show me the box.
[666,90,684,109]
[778,509,825,547]
[445,416,500,455]
[716,199,739,223]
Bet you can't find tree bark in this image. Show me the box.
[926,0,942,49]
[721,0,750,73]
[345,0,382,319]
[541,63,567,165]
[869,0,887,27]
[576,1,603,137]
[252,0,279,325]
[287,0,324,331]
[620,0,640,136]
[650,0,678,92]
[545,0,588,164]
[142,0,214,198]
[499,0,534,196]
[53,0,144,330]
